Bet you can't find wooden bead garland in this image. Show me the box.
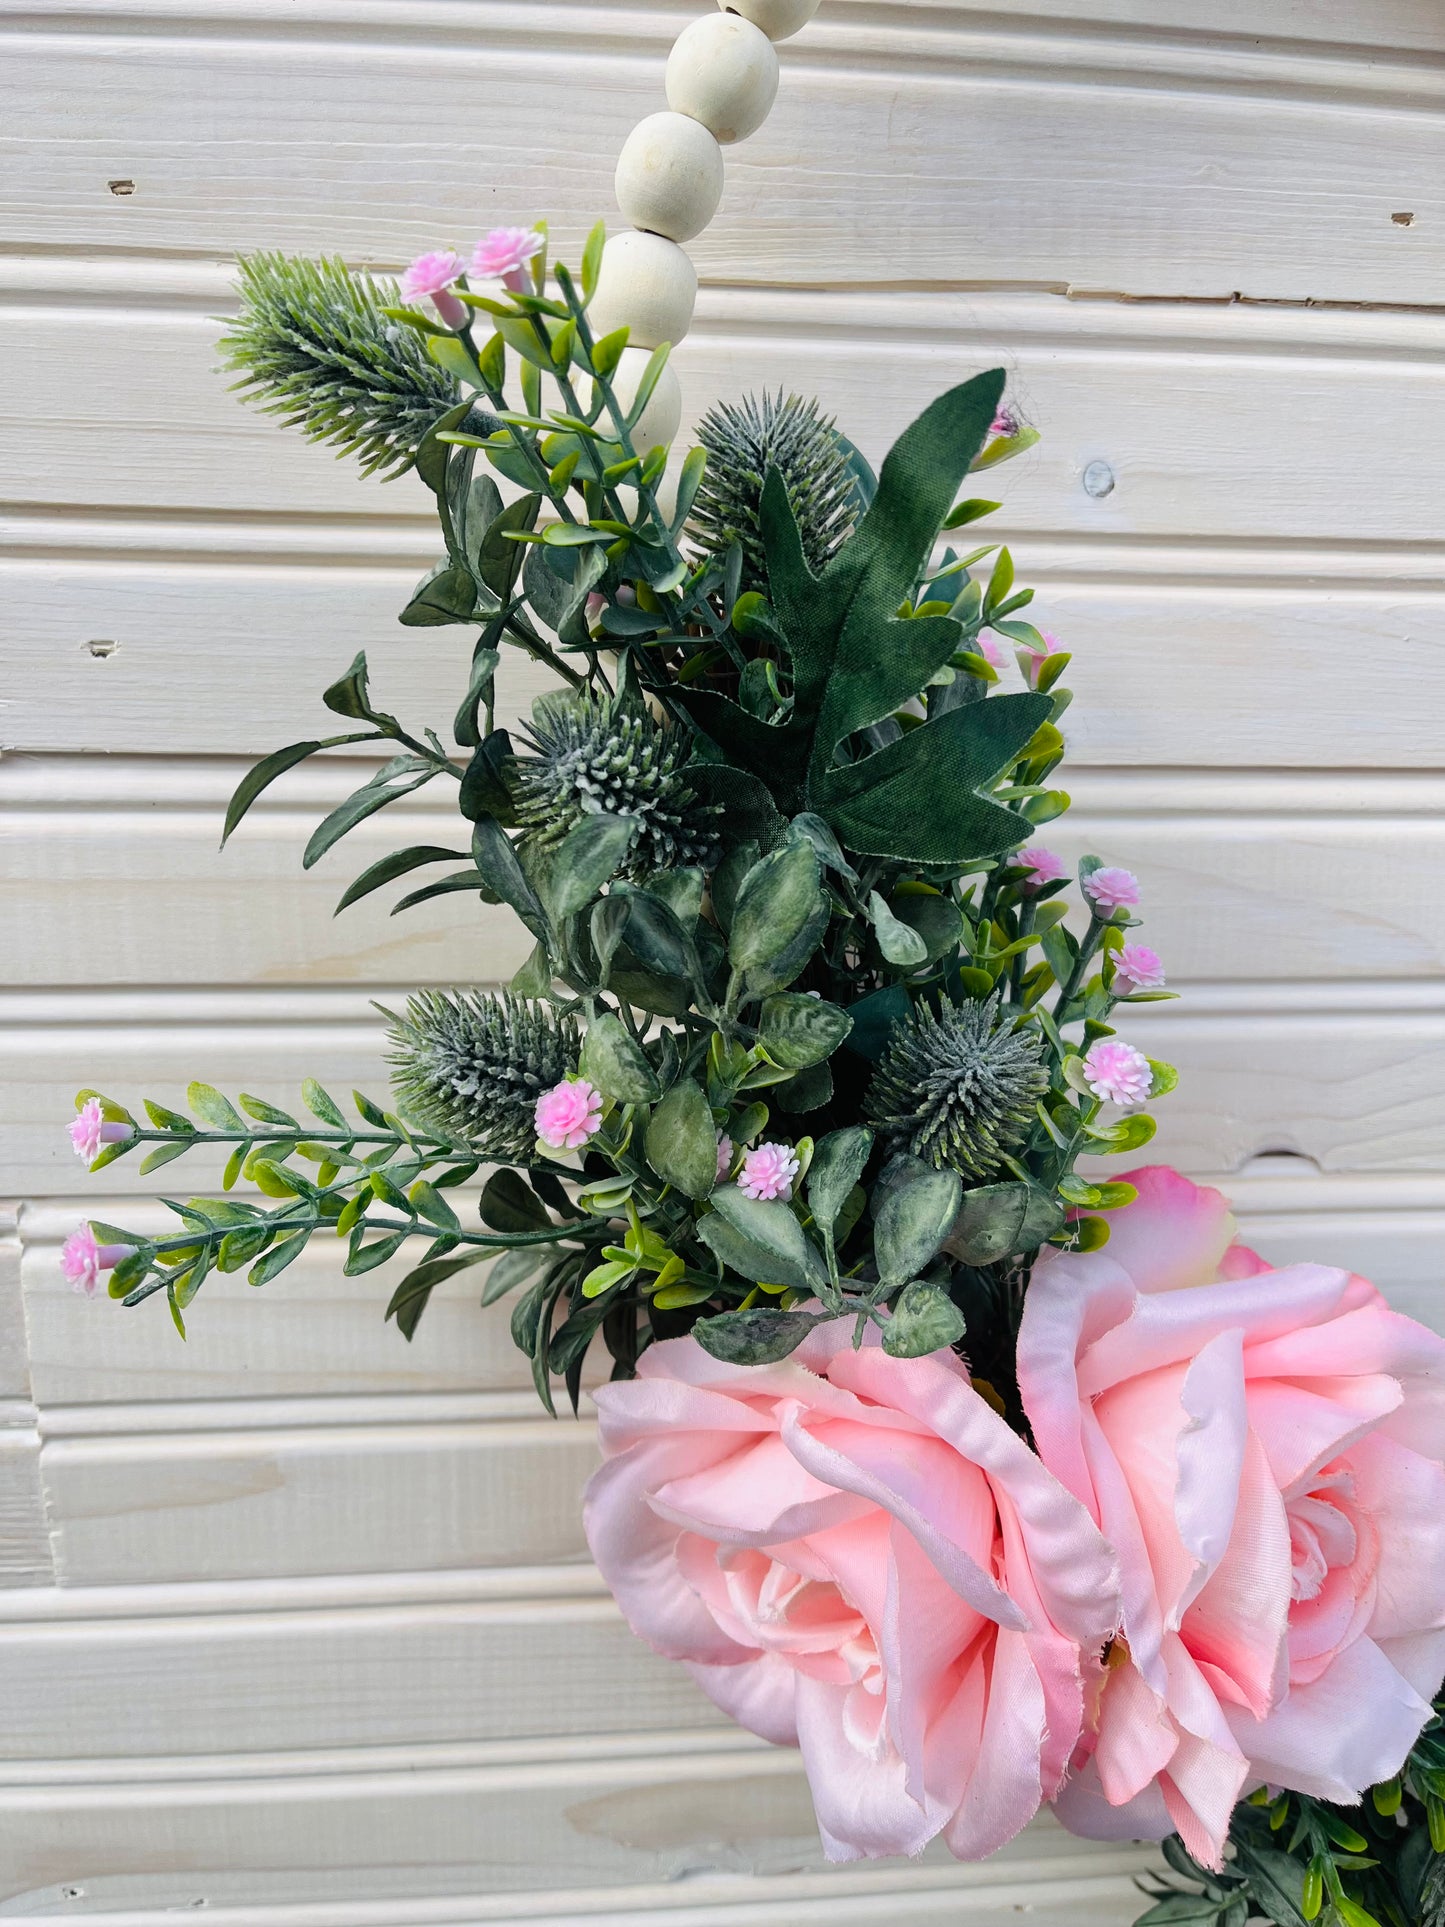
[664,12,779,146]
[715,0,820,40]
[588,229,698,350]
[590,0,815,452]
[614,111,724,244]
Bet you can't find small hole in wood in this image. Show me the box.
[1391,211,1415,226]
[86,639,118,659]
[108,178,136,197]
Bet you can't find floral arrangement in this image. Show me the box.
[61,5,1445,1920]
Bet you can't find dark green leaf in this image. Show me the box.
[644,1078,718,1200]
[223,740,323,845]
[758,993,852,1070]
[873,1162,962,1285]
[247,1231,311,1286]
[841,983,911,1062]
[701,1187,829,1293]
[335,844,467,914]
[545,814,637,921]
[477,493,542,601]
[480,1168,552,1234]
[398,558,478,627]
[807,1127,873,1238]
[471,815,545,935]
[302,763,436,870]
[882,1281,966,1358]
[728,841,822,976]
[458,728,516,827]
[693,1307,819,1366]
[580,1012,660,1105]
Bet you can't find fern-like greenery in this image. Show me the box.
[219,254,460,478]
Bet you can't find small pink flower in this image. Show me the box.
[68,1098,133,1167]
[716,1135,734,1184]
[1016,629,1063,691]
[975,630,1006,669]
[990,405,1018,438]
[1083,865,1140,912]
[535,1077,603,1152]
[399,249,468,327]
[1082,1039,1153,1107]
[737,1141,799,1202]
[471,225,544,294]
[1112,943,1165,996]
[60,1224,135,1297]
[1015,845,1068,891]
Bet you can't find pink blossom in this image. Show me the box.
[1014,845,1068,891]
[584,1319,1118,1862]
[1083,866,1140,912]
[1082,1038,1152,1107]
[399,249,468,327]
[715,1135,734,1184]
[989,405,1018,438]
[1112,943,1165,997]
[974,630,1006,669]
[60,1224,135,1297]
[737,1141,799,1202]
[471,225,544,294]
[534,1077,603,1152]
[68,1097,132,1167]
[1020,1166,1445,1868]
[1016,629,1063,691]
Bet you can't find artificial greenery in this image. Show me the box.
[1136,1698,1445,1927]
[689,390,860,594]
[220,253,462,478]
[78,221,1175,1400]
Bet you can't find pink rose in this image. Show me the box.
[1017,1166,1445,1868]
[584,1322,1119,1863]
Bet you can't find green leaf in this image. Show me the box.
[390,869,486,916]
[580,219,606,302]
[882,1281,966,1358]
[452,646,501,750]
[302,1079,348,1129]
[302,762,436,870]
[670,444,708,535]
[868,890,929,968]
[223,740,324,845]
[807,1127,873,1238]
[471,816,545,936]
[873,1162,962,1285]
[692,1307,819,1366]
[344,1227,413,1275]
[627,344,670,427]
[728,841,822,976]
[644,1078,718,1200]
[480,1168,552,1234]
[942,498,1001,530]
[217,1223,273,1271]
[481,1244,550,1307]
[841,982,911,1062]
[458,729,516,827]
[580,1012,660,1105]
[773,1060,832,1114]
[477,493,542,601]
[545,813,637,921]
[947,1180,1062,1264]
[757,993,852,1070]
[398,558,478,627]
[334,844,467,914]
[237,1094,298,1127]
[139,1141,192,1176]
[887,891,965,963]
[700,1187,829,1294]
[186,1082,246,1131]
[619,891,694,982]
[247,1231,311,1286]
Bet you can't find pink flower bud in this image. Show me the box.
[737,1142,800,1203]
[1015,629,1063,691]
[399,250,468,328]
[1081,1039,1153,1108]
[1083,866,1141,912]
[60,1224,135,1297]
[471,226,544,293]
[715,1135,734,1184]
[1015,846,1068,892]
[989,406,1018,439]
[535,1078,603,1152]
[68,1097,133,1167]
[1112,943,1165,997]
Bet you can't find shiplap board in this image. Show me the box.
[10,290,1445,539]
[0,1751,1155,1911]
[2,7,1443,300]
[10,554,1445,766]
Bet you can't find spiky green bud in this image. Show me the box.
[867,994,1048,1182]
[689,391,859,594]
[385,991,578,1159]
[510,691,721,878]
[219,253,461,478]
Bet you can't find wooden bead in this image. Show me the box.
[665,12,778,146]
[587,230,697,351]
[614,111,724,244]
[716,0,820,40]
[612,345,683,453]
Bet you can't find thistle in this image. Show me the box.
[510,691,722,877]
[689,391,859,594]
[219,253,461,478]
[867,994,1048,1181]
[385,991,579,1159]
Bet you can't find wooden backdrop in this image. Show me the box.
[3,0,1444,1917]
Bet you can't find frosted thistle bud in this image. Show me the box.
[509,690,721,878]
[689,390,859,594]
[867,994,1048,1182]
[385,991,579,1160]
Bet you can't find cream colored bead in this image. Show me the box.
[588,230,698,351]
[612,345,683,453]
[665,12,778,146]
[716,0,820,40]
[615,111,724,244]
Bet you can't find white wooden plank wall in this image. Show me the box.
[1,0,1442,1917]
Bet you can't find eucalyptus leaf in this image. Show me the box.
[644,1078,718,1199]
[873,1164,962,1286]
[758,993,852,1070]
[580,1012,660,1105]
[727,839,821,978]
[882,1281,966,1358]
[546,813,637,921]
[693,1307,819,1366]
[701,1187,829,1293]
[807,1127,873,1239]
[868,890,930,968]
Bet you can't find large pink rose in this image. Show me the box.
[585,1321,1119,1862]
[1017,1165,1445,1868]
